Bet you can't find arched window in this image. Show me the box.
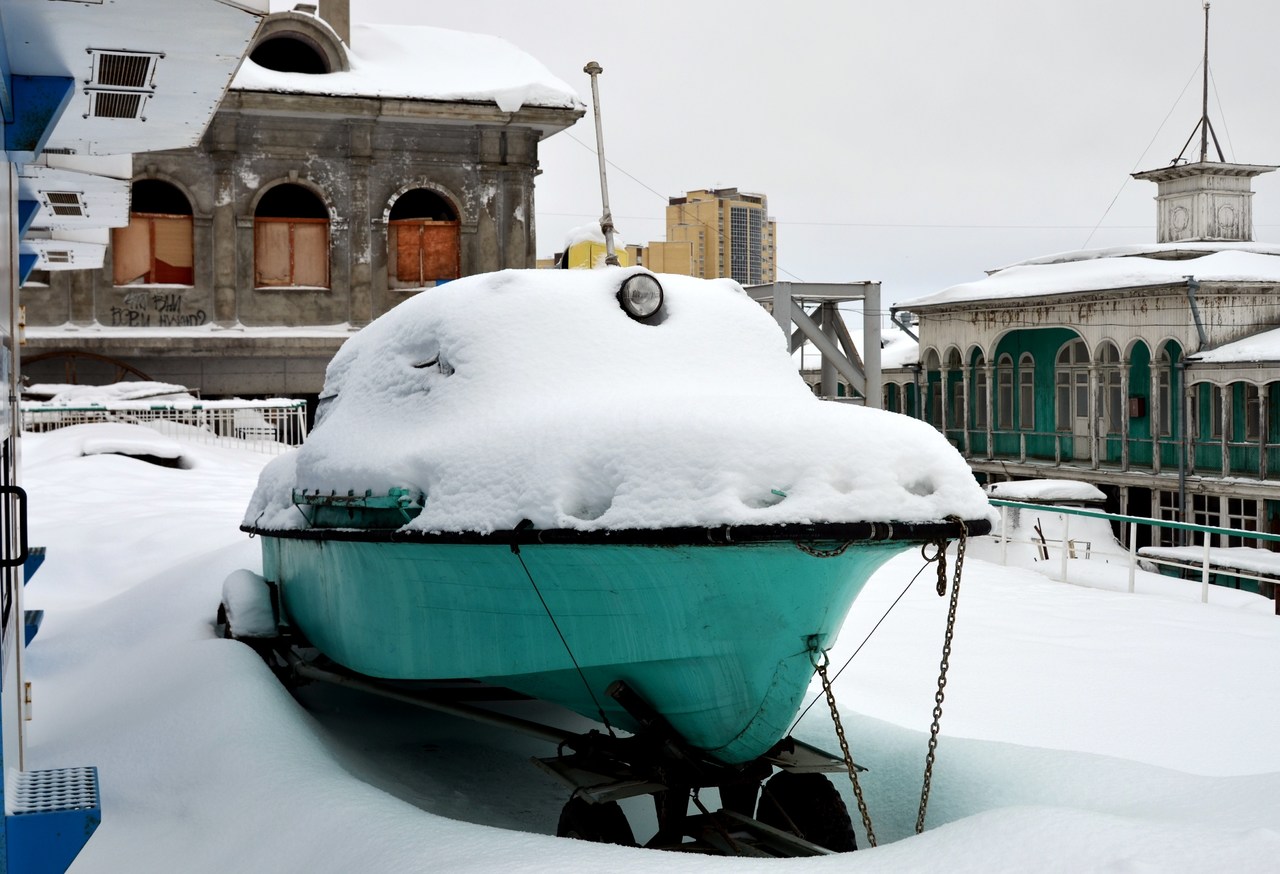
[971,352,988,429]
[112,179,193,286]
[254,184,329,289]
[388,189,460,289]
[1056,338,1089,431]
[883,382,899,412]
[1157,342,1182,435]
[945,348,963,431]
[250,36,330,74]
[996,353,1014,430]
[1018,352,1035,430]
[1097,342,1122,435]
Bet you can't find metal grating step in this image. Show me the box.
[10,766,100,815]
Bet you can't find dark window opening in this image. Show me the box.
[132,179,192,216]
[389,189,457,222]
[256,184,327,219]
[250,36,329,74]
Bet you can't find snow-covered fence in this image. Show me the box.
[21,399,308,454]
[988,498,1280,610]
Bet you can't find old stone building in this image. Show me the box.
[20,4,582,406]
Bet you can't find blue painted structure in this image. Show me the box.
[0,15,99,874]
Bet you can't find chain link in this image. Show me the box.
[915,517,967,834]
[814,655,877,848]
[797,540,853,559]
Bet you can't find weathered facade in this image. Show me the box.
[887,155,1280,565]
[20,5,583,403]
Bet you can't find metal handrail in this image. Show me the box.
[987,498,1280,607]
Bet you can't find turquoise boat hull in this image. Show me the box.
[251,522,968,765]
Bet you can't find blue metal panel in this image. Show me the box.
[22,610,41,646]
[4,76,74,164]
[22,546,45,583]
[17,252,35,286]
[15,200,36,238]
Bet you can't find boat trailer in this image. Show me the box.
[219,599,863,857]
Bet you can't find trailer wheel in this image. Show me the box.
[757,770,857,852]
[556,796,637,847]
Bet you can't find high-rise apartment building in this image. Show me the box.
[666,188,776,285]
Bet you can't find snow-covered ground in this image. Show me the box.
[18,424,1280,872]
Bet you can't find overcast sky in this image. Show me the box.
[283,1,1280,315]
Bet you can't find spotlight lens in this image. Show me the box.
[619,274,664,320]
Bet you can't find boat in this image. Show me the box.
[239,266,991,850]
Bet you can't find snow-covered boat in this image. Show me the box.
[241,267,991,771]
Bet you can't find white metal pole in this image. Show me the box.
[583,61,619,266]
[1201,537,1212,603]
[1128,521,1138,593]
[1061,514,1070,582]
[1000,505,1009,565]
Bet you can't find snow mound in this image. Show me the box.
[244,268,991,533]
[986,479,1106,504]
[33,422,185,464]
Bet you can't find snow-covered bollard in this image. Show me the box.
[219,569,278,639]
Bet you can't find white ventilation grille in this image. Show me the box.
[84,49,161,121]
[89,91,147,120]
[43,191,84,217]
[45,251,73,264]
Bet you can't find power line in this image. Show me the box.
[1081,58,1204,250]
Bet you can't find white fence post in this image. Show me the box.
[1201,537,1212,604]
[1000,505,1009,565]
[1128,521,1138,594]
[1061,514,1070,583]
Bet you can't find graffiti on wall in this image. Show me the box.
[110,291,207,328]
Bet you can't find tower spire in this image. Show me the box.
[1176,1,1224,164]
[1133,2,1276,243]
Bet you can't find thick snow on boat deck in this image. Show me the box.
[245,268,991,533]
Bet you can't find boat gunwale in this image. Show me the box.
[241,517,992,546]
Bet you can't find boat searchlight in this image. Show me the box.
[618,273,664,322]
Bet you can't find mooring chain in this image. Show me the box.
[813,653,877,848]
[797,540,854,559]
[915,517,967,835]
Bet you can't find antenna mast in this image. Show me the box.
[583,61,619,267]
[1199,1,1210,162]
[1174,1,1225,165]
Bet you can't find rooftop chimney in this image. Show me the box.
[318,0,349,45]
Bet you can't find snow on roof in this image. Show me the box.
[900,247,1280,309]
[881,330,919,370]
[563,221,625,250]
[1188,325,1280,364]
[1138,545,1280,579]
[245,268,992,533]
[26,381,196,405]
[986,479,1107,504]
[24,322,357,341]
[232,23,582,113]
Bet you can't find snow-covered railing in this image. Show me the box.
[988,498,1280,610]
[20,399,308,454]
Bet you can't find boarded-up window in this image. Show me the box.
[387,188,459,290]
[389,219,460,287]
[112,214,194,285]
[254,184,329,289]
[254,218,329,288]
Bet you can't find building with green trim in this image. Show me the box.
[888,153,1280,556]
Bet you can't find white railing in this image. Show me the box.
[20,398,308,455]
[989,499,1280,609]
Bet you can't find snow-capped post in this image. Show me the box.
[583,61,619,266]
